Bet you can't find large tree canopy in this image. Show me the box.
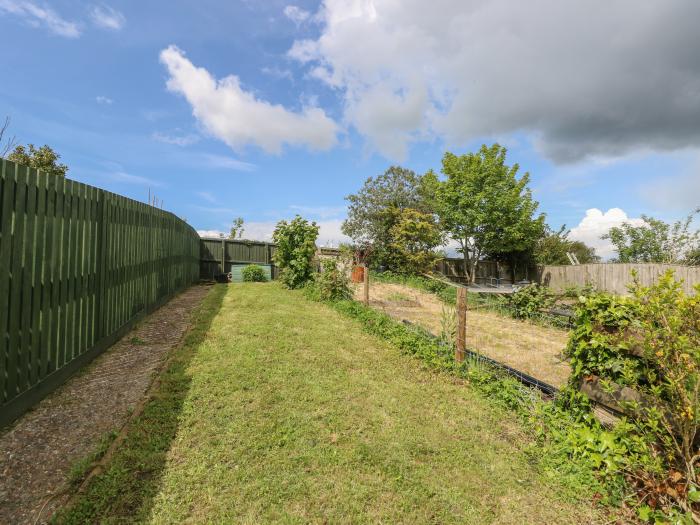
[342,166,427,269]
[603,210,700,264]
[424,144,544,283]
[535,225,599,265]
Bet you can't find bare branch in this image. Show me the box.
[0,116,18,158]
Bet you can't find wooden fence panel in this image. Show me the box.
[538,263,700,295]
[0,159,200,428]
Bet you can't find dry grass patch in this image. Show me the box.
[354,282,571,388]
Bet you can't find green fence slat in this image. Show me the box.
[0,161,16,403]
[6,163,28,399]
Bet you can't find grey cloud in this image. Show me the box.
[293,0,700,162]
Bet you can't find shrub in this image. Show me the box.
[566,271,700,520]
[507,284,555,319]
[272,216,319,289]
[242,264,267,282]
[313,259,352,301]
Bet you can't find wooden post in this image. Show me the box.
[221,237,226,277]
[456,287,467,362]
[363,265,369,305]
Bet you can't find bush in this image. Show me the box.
[507,284,555,319]
[242,265,267,282]
[566,271,700,520]
[311,259,352,301]
[272,216,319,289]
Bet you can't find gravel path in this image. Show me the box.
[0,285,209,525]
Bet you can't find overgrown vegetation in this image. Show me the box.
[566,271,700,522]
[272,215,319,289]
[241,264,267,282]
[306,258,352,301]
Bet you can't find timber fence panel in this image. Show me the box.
[538,263,700,295]
[0,159,200,427]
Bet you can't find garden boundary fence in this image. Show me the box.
[199,238,278,280]
[538,263,700,295]
[0,159,200,428]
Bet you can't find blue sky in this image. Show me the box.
[1,1,699,256]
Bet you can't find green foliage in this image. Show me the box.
[342,166,427,269]
[507,284,556,319]
[603,210,700,264]
[229,217,244,239]
[7,143,68,177]
[311,258,352,301]
[566,272,700,519]
[423,143,545,283]
[241,264,267,282]
[272,215,319,289]
[324,295,630,507]
[535,225,600,265]
[387,208,443,274]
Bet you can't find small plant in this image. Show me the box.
[314,258,352,301]
[242,264,267,282]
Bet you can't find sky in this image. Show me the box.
[1,0,699,258]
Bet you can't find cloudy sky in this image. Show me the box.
[2,0,699,257]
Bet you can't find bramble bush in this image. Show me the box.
[566,271,700,522]
[241,264,267,282]
[507,284,556,319]
[272,216,319,289]
[311,258,352,301]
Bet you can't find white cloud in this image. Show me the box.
[96,95,113,105]
[197,191,217,203]
[152,131,200,146]
[197,230,225,238]
[290,0,700,162]
[569,208,645,259]
[197,219,349,246]
[89,4,124,30]
[108,171,163,187]
[283,5,310,24]
[0,0,80,37]
[159,45,339,154]
[201,153,256,172]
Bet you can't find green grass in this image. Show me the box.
[57,283,601,524]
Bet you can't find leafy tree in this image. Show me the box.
[7,144,68,177]
[387,208,443,275]
[272,215,319,289]
[535,225,600,265]
[342,166,426,268]
[229,217,244,239]
[603,210,699,263]
[423,144,544,283]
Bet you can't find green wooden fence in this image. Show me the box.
[199,238,278,280]
[0,159,200,428]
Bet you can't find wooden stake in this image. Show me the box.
[456,287,467,362]
[363,265,369,306]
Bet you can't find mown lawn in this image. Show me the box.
[58,283,601,524]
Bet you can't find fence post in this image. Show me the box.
[456,287,467,363]
[221,237,226,277]
[363,265,369,306]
